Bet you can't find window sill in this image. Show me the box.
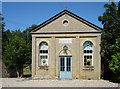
[82,68,94,70]
[82,66,94,70]
[38,66,48,70]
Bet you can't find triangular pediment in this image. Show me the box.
[30,9,102,33]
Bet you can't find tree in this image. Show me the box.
[3,30,28,77]
[109,36,120,82]
[22,24,37,65]
[2,25,37,77]
[98,2,120,81]
[0,12,5,31]
[0,12,5,61]
[109,53,120,82]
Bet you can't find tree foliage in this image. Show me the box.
[0,12,3,61]
[2,25,37,77]
[109,53,120,74]
[0,12,5,31]
[3,32,27,76]
[98,2,120,82]
[109,36,120,82]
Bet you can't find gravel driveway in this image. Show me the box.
[1,78,119,87]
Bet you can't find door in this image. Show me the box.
[59,56,72,79]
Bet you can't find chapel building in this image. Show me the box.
[30,9,101,79]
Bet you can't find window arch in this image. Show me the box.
[83,41,93,66]
[39,42,48,66]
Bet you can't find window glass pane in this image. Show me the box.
[60,58,62,67]
[40,50,42,53]
[43,50,45,53]
[87,62,90,65]
[87,56,89,59]
[40,42,48,50]
[43,56,45,59]
[45,56,47,59]
[84,56,87,66]
[84,41,93,50]
[67,57,71,71]
[90,56,92,59]
[84,50,86,53]
[90,50,92,53]
[63,58,65,70]
[69,58,71,66]
[87,50,89,53]
[60,57,65,71]
[40,56,42,59]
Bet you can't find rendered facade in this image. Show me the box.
[30,9,101,79]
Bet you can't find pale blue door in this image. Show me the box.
[59,56,72,79]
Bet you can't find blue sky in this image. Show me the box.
[2,2,116,31]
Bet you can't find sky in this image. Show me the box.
[2,2,117,31]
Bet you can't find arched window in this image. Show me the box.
[39,42,48,66]
[83,41,93,66]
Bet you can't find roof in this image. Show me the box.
[30,9,102,33]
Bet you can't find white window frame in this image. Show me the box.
[83,41,93,66]
[39,42,48,66]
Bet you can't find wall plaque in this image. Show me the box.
[59,39,72,44]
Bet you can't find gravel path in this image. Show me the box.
[2,78,119,87]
